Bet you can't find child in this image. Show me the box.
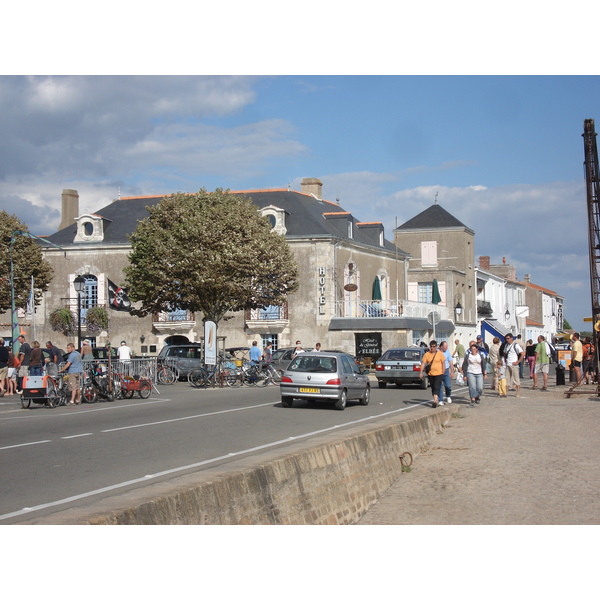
[496,360,507,397]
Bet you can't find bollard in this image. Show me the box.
[555,365,565,386]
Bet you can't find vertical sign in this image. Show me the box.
[318,267,326,315]
[205,320,217,365]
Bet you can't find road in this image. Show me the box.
[0,380,438,524]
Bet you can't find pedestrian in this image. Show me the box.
[249,340,262,365]
[582,336,595,384]
[525,339,536,379]
[28,341,44,376]
[476,335,490,356]
[292,340,304,357]
[533,335,551,390]
[500,333,524,397]
[0,339,9,397]
[6,345,17,395]
[58,342,83,405]
[438,340,453,405]
[489,337,501,389]
[80,339,93,360]
[453,339,466,364]
[495,360,507,397]
[517,335,526,378]
[16,334,31,393]
[419,340,446,408]
[263,341,273,363]
[462,342,488,406]
[570,332,583,385]
[313,343,322,351]
[117,340,132,361]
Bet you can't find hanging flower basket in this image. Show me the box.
[49,308,76,337]
[85,306,109,334]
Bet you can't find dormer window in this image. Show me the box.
[259,206,287,235]
[74,214,109,243]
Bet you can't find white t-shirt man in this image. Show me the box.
[117,342,132,361]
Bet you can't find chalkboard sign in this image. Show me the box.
[355,332,382,359]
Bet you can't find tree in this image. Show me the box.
[0,211,54,313]
[124,189,299,324]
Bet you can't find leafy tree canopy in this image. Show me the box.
[124,189,299,324]
[0,211,54,312]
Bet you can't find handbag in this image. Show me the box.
[456,372,464,385]
[423,363,431,375]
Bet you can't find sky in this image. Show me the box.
[2,4,599,339]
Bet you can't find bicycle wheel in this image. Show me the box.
[242,367,258,386]
[21,394,31,409]
[188,368,208,388]
[82,383,98,403]
[138,381,152,399]
[223,368,239,387]
[46,380,59,408]
[157,366,176,385]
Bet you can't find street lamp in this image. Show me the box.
[455,301,463,317]
[73,276,85,351]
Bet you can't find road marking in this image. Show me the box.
[0,440,52,451]
[100,402,274,433]
[61,433,94,439]
[0,401,429,521]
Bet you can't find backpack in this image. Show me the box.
[583,343,595,361]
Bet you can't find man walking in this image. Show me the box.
[533,335,551,390]
[438,340,454,405]
[571,332,583,385]
[16,334,31,394]
[502,333,524,397]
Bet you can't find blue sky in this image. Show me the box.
[0,74,598,334]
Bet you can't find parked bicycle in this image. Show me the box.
[188,356,238,388]
[242,361,283,387]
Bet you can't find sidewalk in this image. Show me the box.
[357,376,600,525]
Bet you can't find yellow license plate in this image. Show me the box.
[299,387,319,393]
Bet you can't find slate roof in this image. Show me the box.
[396,203,473,233]
[43,189,405,255]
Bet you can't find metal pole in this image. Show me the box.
[77,290,82,352]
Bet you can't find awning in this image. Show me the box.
[481,319,510,341]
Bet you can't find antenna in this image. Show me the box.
[287,179,291,191]
[434,191,439,204]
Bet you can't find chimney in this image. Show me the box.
[524,274,531,284]
[301,177,323,199]
[59,189,79,231]
[479,256,490,270]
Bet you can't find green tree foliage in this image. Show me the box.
[124,189,299,324]
[0,211,54,312]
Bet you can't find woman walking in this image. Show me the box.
[525,340,536,379]
[462,342,488,406]
[489,337,501,389]
[419,340,446,408]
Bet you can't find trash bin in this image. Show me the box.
[556,365,565,386]
[569,366,577,382]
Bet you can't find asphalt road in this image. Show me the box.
[0,379,445,524]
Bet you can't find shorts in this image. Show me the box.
[0,366,7,379]
[68,373,80,392]
[535,363,550,374]
[18,365,29,378]
[572,360,582,368]
[8,367,16,380]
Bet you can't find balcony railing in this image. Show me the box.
[477,300,493,316]
[153,310,195,323]
[245,304,288,321]
[333,299,450,320]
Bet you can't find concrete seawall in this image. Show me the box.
[22,406,457,525]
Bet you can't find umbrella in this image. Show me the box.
[372,276,382,300]
[432,278,442,305]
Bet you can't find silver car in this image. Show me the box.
[280,351,370,410]
[374,347,428,389]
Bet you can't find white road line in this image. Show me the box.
[0,440,52,451]
[0,401,427,521]
[100,401,275,432]
[61,433,94,439]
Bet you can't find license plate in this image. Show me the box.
[299,387,319,393]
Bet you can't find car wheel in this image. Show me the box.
[334,389,347,411]
[359,385,370,406]
[378,381,387,389]
[281,397,293,408]
[395,382,403,388]
[419,377,428,389]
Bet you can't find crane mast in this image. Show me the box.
[582,119,600,392]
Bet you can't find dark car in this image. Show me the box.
[374,347,428,389]
[270,347,296,372]
[280,351,370,411]
[157,344,203,379]
[91,346,118,360]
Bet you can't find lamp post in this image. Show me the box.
[455,301,463,319]
[73,276,85,351]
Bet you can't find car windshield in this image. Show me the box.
[380,349,422,361]
[289,356,337,373]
